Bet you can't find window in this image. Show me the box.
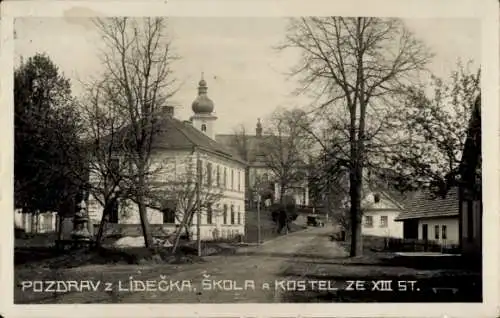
[162,208,175,224]
[216,165,220,187]
[223,204,228,224]
[224,168,227,188]
[434,225,440,240]
[231,169,234,190]
[364,216,373,228]
[108,199,119,223]
[201,124,207,132]
[162,200,176,223]
[422,224,429,240]
[238,171,241,191]
[206,162,212,185]
[442,225,447,240]
[206,205,213,224]
[237,205,241,224]
[374,193,381,203]
[380,216,388,228]
[231,205,235,224]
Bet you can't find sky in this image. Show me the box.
[14,17,481,134]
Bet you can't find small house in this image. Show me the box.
[395,187,459,246]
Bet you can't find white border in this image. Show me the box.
[1,0,498,317]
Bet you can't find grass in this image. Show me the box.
[14,210,306,269]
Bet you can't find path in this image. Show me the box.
[119,225,341,303]
[15,225,347,304]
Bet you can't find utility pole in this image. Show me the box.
[196,153,202,257]
[257,193,261,245]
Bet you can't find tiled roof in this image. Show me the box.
[395,187,459,221]
[362,191,404,211]
[96,116,246,165]
[153,117,246,164]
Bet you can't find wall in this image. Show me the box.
[14,209,57,233]
[362,210,403,238]
[87,148,246,240]
[460,198,482,254]
[418,217,459,245]
[361,194,403,238]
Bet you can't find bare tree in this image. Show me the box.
[146,156,224,253]
[280,17,432,256]
[260,107,313,204]
[91,18,178,247]
[78,79,136,246]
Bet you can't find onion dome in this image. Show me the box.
[192,74,214,114]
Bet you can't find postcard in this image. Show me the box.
[1,0,498,317]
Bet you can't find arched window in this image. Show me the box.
[201,124,207,132]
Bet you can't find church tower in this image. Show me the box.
[190,73,217,140]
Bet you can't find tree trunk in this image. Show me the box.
[57,214,64,240]
[184,223,191,241]
[137,171,153,248]
[171,224,184,254]
[95,201,111,248]
[31,211,39,234]
[348,103,363,257]
[349,159,363,257]
[279,183,286,203]
[171,209,192,254]
[85,202,93,236]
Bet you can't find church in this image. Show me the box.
[216,119,310,210]
[87,76,247,241]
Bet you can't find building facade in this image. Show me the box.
[14,209,58,233]
[87,77,246,240]
[216,119,310,209]
[395,187,460,246]
[361,192,404,238]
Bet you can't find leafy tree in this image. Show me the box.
[279,17,432,256]
[378,61,481,196]
[14,53,84,234]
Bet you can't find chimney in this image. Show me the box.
[162,106,174,117]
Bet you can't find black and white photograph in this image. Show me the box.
[1,0,498,317]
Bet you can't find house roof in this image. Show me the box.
[153,117,246,165]
[363,191,405,212]
[395,187,459,221]
[95,115,246,165]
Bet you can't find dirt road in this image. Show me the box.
[15,225,344,304]
[119,225,341,303]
